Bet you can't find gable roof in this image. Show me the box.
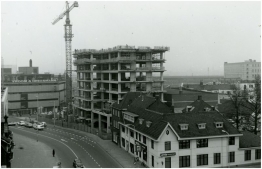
[164,112,241,139]
[112,92,141,109]
[182,97,213,113]
[239,131,261,148]
[146,99,173,114]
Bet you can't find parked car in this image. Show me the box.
[8,122,17,126]
[18,121,26,126]
[33,123,44,130]
[40,122,47,127]
[73,159,84,168]
[24,122,33,128]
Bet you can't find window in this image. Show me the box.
[139,133,141,141]
[152,155,154,167]
[118,111,120,117]
[130,143,134,154]
[179,140,190,149]
[165,141,171,150]
[198,123,206,129]
[179,156,190,167]
[136,132,138,139]
[122,138,125,147]
[229,152,235,163]
[197,139,208,148]
[165,157,171,168]
[122,126,125,133]
[229,137,235,145]
[143,150,147,161]
[130,130,134,138]
[255,149,261,159]
[214,153,221,164]
[143,136,146,144]
[245,150,251,161]
[179,124,189,130]
[215,122,223,128]
[197,154,208,166]
[151,140,154,149]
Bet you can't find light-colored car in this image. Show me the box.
[33,123,44,130]
[8,122,17,126]
[18,121,26,126]
[40,122,47,127]
[24,122,33,128]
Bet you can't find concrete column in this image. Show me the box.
[107,115,110,133]
[91,111,94,130]
[98,114,102,133]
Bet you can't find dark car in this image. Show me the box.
[73,159,84,168]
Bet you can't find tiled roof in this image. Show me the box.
[239,131,261,148]
[182,98,213,113]
[164,112,241,138]
[112,92,141,109]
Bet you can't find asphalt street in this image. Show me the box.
[9,117,121,168]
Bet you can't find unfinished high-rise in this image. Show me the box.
[73,45,169,137]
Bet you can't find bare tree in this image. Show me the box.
[239,75,261,135]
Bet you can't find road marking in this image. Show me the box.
[13,127,78,158]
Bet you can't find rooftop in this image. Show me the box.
[74,45,170,55]
[239,131,261,148]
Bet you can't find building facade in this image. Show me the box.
[112,93,261,168]
[224,59,261,81]
[73,45,169,137]
[3,78,65,115]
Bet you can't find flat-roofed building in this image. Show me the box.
[224,59,261,81]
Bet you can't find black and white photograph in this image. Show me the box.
[1,0,261,168]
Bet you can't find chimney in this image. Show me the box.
[29,59,32,67]
[198,95,202,100]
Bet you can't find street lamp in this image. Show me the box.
[35,95,39,142]
[222,130,230,168]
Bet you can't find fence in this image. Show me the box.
[37,116,112,140]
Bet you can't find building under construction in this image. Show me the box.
[73,45,169,137]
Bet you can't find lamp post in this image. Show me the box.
[35,95,39,142]
[222,130,230,168]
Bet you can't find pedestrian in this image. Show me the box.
[52,149,55,157]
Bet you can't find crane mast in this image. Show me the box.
[52,1,78,117]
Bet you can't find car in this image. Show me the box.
[33,124,44,130]
[18,121,26,126]
[40,122,47,127]
[227,119,235,123]
[8,122,17,126]
[73,159,84,168]
[24,122,33,128]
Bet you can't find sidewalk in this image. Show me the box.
[12,132,60,168]
[12,116,145,168]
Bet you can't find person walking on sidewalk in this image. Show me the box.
[52,149,55,157]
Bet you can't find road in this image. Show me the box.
[9,117,121,168]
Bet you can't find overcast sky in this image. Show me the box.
[1,1,261,76]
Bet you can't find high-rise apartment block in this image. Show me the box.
[73,45,169,136]
[224,59,261,81]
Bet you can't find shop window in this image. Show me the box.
[197,154,208,166]
[229,152,235,163]
[179,156,190,167]
[255,149,261,159]
[214,153,221,164]
[245,150,251,161]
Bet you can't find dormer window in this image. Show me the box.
[139,118,144,125]
[186,106,194,112]
[146,121,152,127]
[198,123,206,129]
[179,124,189,130]
[214,122,223,128]
[123,111,138,123]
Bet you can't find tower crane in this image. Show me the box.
[52,1,78,116]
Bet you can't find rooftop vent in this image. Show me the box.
[146,121,152,127]
[179,124,189,130]
[198,123,206,129]
[139,118,144,125]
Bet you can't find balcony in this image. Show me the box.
[73,58,92,65]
